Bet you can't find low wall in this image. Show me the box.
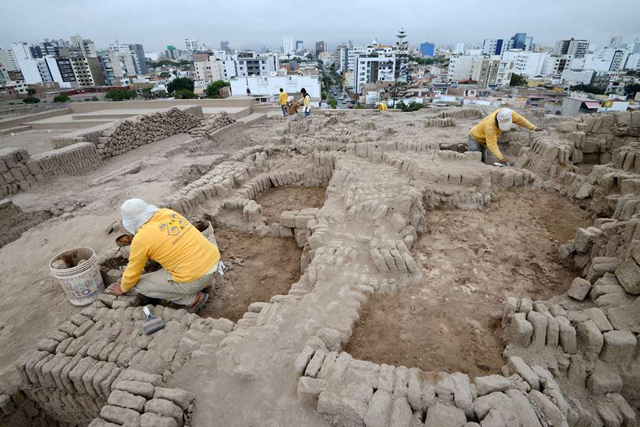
[68,98,254,114]
[0,108,71,131]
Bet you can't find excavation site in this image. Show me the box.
[1,100,639,427]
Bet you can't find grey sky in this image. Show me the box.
[1,0,639,53]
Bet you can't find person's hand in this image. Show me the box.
[499,158,507,164]
[105,283,124,296]
[534,127,543,132]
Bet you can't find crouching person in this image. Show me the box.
[106,198,220,313]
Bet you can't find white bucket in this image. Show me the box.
[195,220,218,247]
[50,247,104,306]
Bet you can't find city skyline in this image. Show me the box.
[1,0,639,53]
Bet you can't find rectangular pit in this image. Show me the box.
[255,186,326,225]
[346,189,592,378]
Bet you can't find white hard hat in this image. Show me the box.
[121,198,158,234]
[496,108,513,131]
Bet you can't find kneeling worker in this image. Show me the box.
[106,199,220,313]
[468,108,540,164]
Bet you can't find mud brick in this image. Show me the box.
[40,352,67,387]
[119,368,162,386]
[24,351,51,386]
[70,313,91,326]
[69,357,98,394]
[73,320,95,338]
[100,405,141,426]
[83,361,106,397]
[101,367,123,397]
[87,338,111,359]
[117,346,141,367]
[36,338,59,353]
[116,380,155,399]
[587,369,623,395]
[140,412,178,427]
[93,362,117,398]
[108,389,146,412]
[107,344,126,364]
[145,399,184,426]
[58,320,77,335]
[601,331,637,365]
[50,356,72,390]
[99,342,117,361]
[60,354,83,392]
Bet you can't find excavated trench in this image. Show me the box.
[199,185,328,322]
[346,188,592,378]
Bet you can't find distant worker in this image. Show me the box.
[300,88,311,117]
[468,108,540,164]
[246,87,251,96]
[377,102,388,112]
[279,88,289,117]
[105,199,221,313]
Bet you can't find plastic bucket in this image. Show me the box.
[195,220,218,247]
[50,247,105,306]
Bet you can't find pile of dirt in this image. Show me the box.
[346,189,592,378]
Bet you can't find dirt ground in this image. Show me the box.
[255,186,326,225]
[346,188,592,378]
[199,227,302,322]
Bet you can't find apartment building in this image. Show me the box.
[355,56,396,93]
[472,58,514,87]
[554,38,590,58]
[236,53,278,77]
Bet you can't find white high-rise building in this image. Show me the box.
[185,39,201,56]
[447,55,478,81]
[0,47,19,71]
[453,43,466,54]
[501,51,549,76]
[283,37,294,55]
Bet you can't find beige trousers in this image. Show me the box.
[128,265,216,306]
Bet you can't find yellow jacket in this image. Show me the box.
[120,209,220,292]
[378,103,388,111]
[279,92,288,105]
[302,94,311,111]
[469,109,536,160]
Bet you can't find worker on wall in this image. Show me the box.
[377,102,388,112]
[468,108,540,164]
[300,88,311,117]
[105,199,221,313]
[279,88,289,117]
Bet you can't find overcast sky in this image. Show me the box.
[1,0,639,53]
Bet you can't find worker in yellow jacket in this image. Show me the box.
[106,199,221,313]
[468,108,540,164]
[301,88,311,117]
[377,102,388,112]
[278,88,288,117]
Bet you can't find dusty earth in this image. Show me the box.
[346,188,592,378]
[199,227,303,322]
[255,186,326,225]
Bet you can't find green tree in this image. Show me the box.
[105,89,137,101]
[159,71,171,78]
[328,98,337,109]
[155,90,169,98]
[321,91,327,100]
[27,88,37,96]
[167,77,194,94]
[22,97,40,104]
[141,88,154,99]
[624,83,640,99]
[510,73,527,87]
[53,94,70,103]
[174,89,198,99]
[570,84,605,95]
[204,80,230,98]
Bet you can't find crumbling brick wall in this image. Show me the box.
[94,107,203,160]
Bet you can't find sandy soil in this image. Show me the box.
[199,227,302,322]
[0,129,72,155]
[255,186,326,225]
[346,188,592,378]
